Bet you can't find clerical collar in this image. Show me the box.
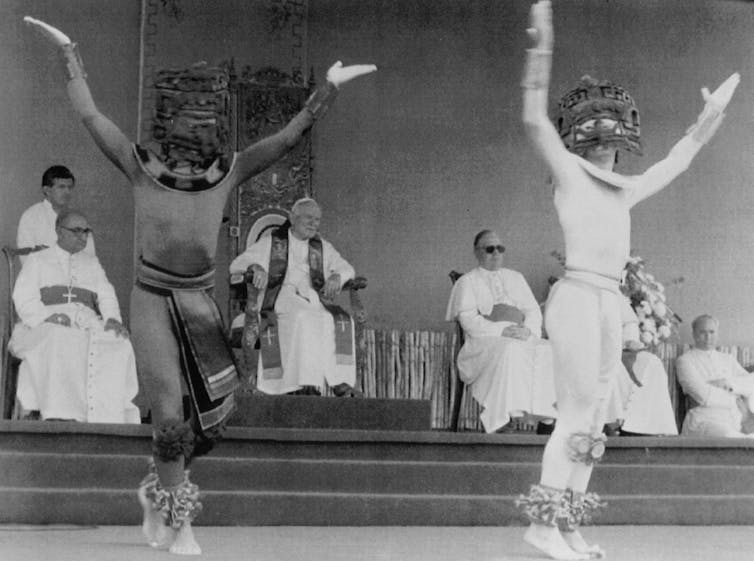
[54,243,80,259]
[477,266,503,275]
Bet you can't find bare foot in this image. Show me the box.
[523,524,590,560]
[169,521,202,555]
[562,529,605,558]
[137,486,172,548]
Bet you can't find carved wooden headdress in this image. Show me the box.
[556,75,642,156]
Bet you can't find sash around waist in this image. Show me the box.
[40,285,99,314]
[563,267,621,293]
[136,258,215,292]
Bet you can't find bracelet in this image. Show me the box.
[521,48,553,90]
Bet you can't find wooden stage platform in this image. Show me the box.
[2,419,754,527]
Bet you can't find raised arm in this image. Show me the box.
[234,61,377,183]
[521,1,573,180]
[629,72,740,206]
[24,17,138,179]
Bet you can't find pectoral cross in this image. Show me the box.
[63,285,78,304]
[263,328,277,346]
[336,316,350,332]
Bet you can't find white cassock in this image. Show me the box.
[230,231,356,394]
[16,199,95,263]
[445,266,556,433]
[9,245,139,423]
[606,298,679,435]
[676,348,754,437]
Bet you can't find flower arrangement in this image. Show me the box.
[621,256,683,349]
[549,251,683,350]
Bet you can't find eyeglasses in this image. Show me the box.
[60,226,92,236]
[478,244,505,254]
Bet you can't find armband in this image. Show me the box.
[521,48,552,90]
[305,81,339,120]
[687,104,725,145]
[61,43,86,81]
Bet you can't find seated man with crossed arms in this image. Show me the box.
[446,230,556,433]
[677,314,754,437]
[9,210,139,423]
[229,198,360,397]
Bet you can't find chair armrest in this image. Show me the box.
[343,276,367,291]
[449,270,462,285]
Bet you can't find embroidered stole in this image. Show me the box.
[249,223,353,381]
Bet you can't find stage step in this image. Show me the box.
[227,394,432,431]
[2,421,754,526]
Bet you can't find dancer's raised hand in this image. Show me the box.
[326,61,377,88]
[687,72,740,144]
[700,72,740,113]
[526,0,553,51]
[23,16,71,47]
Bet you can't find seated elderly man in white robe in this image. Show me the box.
[676,314,754,437]
[446,230,556,433]
[9,210,139,423]
[610,296,678,436]
[17,165,95,263]
[229,198,359,396]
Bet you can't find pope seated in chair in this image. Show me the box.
[446,230,556,433]
[9,210,139,423]
[229,198,360,397]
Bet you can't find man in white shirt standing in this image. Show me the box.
[9,209,138,423]
[16,165,95,262]
[446,230,556,433]
[676,315,754,437]
[230,198,359,397]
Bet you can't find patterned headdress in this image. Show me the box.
[556,75,641,156]
[152,62,230,171]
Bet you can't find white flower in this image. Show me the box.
[640,319,657,333]
[640,301,652,316]
[640,331,655,345]
[658,324,672,339]
[652,301,667,318]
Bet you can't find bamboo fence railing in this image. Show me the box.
[357,330,754,432]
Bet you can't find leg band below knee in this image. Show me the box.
[515,484,568,526]
[153,419,195,462]
[566,432,607,465]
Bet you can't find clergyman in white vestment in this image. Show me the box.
[446,230,556,433]
[676,314,754,437]
[16,165,95,263]
[229,199,358,396]
[9,210,139,423]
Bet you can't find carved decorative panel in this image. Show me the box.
[226,65,313,320]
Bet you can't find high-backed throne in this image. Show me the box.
[225,64,368,394]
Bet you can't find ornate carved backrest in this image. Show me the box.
[1,245,46,419]
[225,64,314,323]
[228,212,369,394]
[448,270,466,431]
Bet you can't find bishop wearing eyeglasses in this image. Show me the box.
[10,210,140,423]
[445,230,556,432]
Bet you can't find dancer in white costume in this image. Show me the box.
[516,2,739,559]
